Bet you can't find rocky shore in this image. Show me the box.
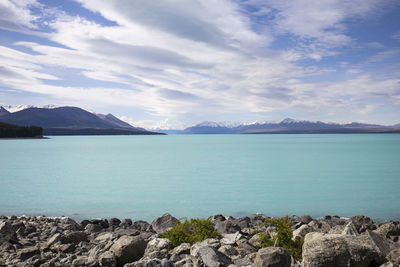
[1,214,399,267]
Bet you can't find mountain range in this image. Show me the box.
[159,118,400,134]
[0,106,162,135]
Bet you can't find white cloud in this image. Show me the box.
[0,0,399,127]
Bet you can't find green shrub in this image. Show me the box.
[259,216,303,260]
[160,217,221,248]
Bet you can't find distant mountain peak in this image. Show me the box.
[0,106,11,116]
[3,104,58,113]
[280,118,298,124]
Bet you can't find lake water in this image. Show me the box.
[0,134,399,222]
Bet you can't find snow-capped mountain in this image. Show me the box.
[3,105,58,113]
[181,118,399,134]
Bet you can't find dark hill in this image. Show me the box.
[0,106,164,135]
[0,122,42,138]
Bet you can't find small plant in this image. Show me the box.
[160,217,221,248]
[258,215,303,260]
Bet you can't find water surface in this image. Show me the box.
[0,134,399,222]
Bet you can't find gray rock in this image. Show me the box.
[375,222,400,238]
[218,245,238,256]
[220,232,242,245]
[109,218,121,226]
[145,238,171,255]
[198,246,232,267]
[190,238,221,257]
[151,214,179,234]
[341,221,359,236]
[85,223,103,233]
[387,248,400,264]
[379,262,396,267]
[110,235,146,267]
[0,221,16,243]
[214,220,241,234]
[235,217,251,229]
[171,243,191,255]
[133,220,153,232]
[254,247,291,267]
[98,251,117,267]
[292,224,312,241]
[63,231,88,244]
[301,232,383,267]
[350,215,376,233]
[120,219,133,227]
[17,246,40,260]
[248,233,261,248]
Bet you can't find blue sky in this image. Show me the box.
[0,0,399,129]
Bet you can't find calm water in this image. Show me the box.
[0,134,399,222]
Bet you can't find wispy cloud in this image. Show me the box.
[0,0,399,127]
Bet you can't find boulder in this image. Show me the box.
[198,246,232,267]
[350,216,376,233]
[301,232,384,267]
[375,222,400,238]
[133,220,152,232]
[292,224,313,241]
[214,220,241,234]
[110,235,147,267]
[63,231,88,244]
[17,246,40,260]
[341,221,359,236]
[98,251,117,267]
[171,242,191,255]
[220,232,242,245]
[143,237,171,260]
[191,238,221,257]
[108,218,121,226]
[0,221,16,243]
[151,214,179,234]
[386,248,400,264]
[254,247,291,267]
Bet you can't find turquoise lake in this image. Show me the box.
[0,134,399,222]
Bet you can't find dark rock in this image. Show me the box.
[151,214,179,234]
[80,220,91,228]
[214,220,241,234]
[0,221,17,243]
[350,215,376,233]
[235,217,251,229]
[108,218,121,226]
[85,223,103,233]
[110,235,147,267]
[17,246,40,260]
[254,247,291,267]
[198,246,232,267]
[375,222,400,238]
[386,248,400,265]
[133,220,152,232]
[120,219,132,227]
[63,231,88,244]
[250,215,266,227]
[214,215,226,222]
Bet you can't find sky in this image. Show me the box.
[0,0,399,129]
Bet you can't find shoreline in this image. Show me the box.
[1,214,399,266]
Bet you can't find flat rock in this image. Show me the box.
[301,232,383,267]
[254,247,291,267]
[198,246,232,267]
[221,232,242,245]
